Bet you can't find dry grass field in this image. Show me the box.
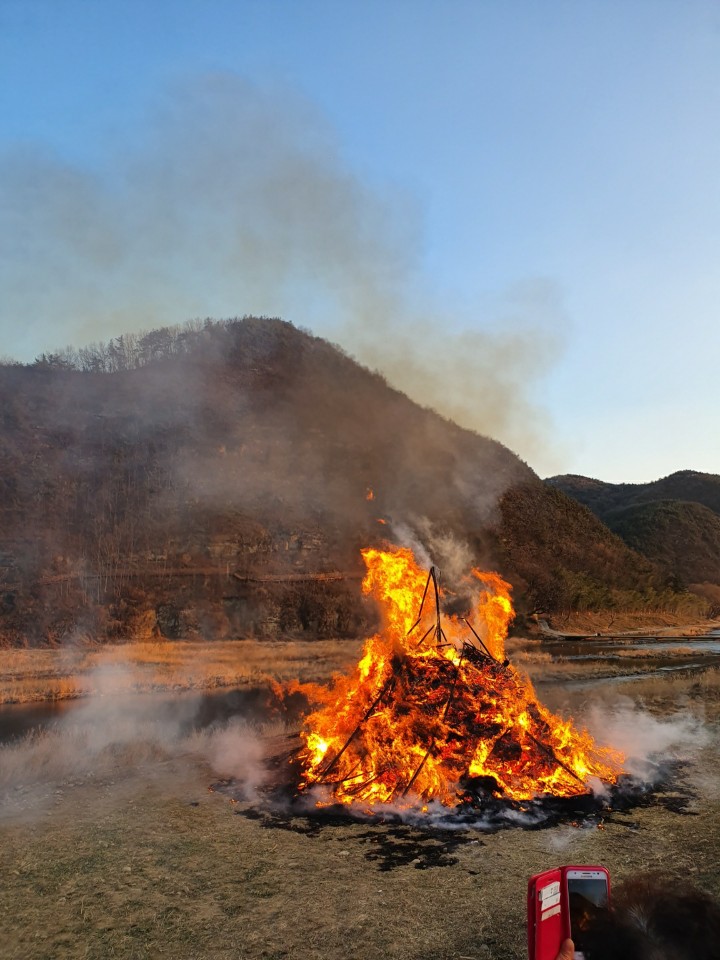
[1,727,719,960]
[1,639,720,960]
[540,610,720,636]
[0,639,364,705]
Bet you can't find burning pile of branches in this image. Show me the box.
[294,547,624,809]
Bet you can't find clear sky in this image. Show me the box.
[1,0,719,482]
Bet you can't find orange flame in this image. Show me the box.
[366,487,375,501]
[297,547,623,808]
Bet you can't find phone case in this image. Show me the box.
[527,868,567,960]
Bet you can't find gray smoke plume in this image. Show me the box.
[0,73,564,465]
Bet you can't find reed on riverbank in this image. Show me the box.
[0,638,363,705]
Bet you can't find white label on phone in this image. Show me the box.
[540,905,561,921]
[541,892,561,911]
[539,881,560,901]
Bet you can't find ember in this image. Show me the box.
[295,547,624,809]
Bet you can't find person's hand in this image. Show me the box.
[555,939,575,960]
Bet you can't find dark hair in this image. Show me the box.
[585,873,720,960]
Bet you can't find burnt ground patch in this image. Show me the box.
[234,803,470,870]
[354,826,468,870]
[214,756,699,872]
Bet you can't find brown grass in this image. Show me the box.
[0,639,364,705]
[1,727,719,960]
[608,665,720,703]
[541,611,720,636]
[2,638,720,958]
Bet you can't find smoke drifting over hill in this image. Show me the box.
[0,74,563,463]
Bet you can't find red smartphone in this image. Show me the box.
[528,865,610,960]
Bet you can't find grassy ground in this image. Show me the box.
[1,732,719,960]
[2,620,718,705]
[0,639,364,704]
[539,611,720,636]
[2,643,720,959]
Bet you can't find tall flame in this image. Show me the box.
[297,547,623,807]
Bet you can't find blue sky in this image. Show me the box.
[1,0,719,482]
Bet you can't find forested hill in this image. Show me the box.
[0,318,694,646]
[547,471,720,589]
[546,471,720,518]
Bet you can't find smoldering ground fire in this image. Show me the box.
[281,546,625,814]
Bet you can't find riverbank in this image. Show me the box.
[537,611,720,638]
[0,638,364,705]
[3,618,720,705]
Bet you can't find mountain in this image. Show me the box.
[547,472,720,587]
[497,483,666,612]
[0,318,692,646]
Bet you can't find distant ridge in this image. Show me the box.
[547,471,720,588]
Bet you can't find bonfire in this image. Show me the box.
[295,547,624,809]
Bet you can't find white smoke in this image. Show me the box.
[195,719,268,800]
[0,653,277,822]
[0,73,565,467]
[585,700,709,782]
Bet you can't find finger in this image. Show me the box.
[556,938,575,960]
